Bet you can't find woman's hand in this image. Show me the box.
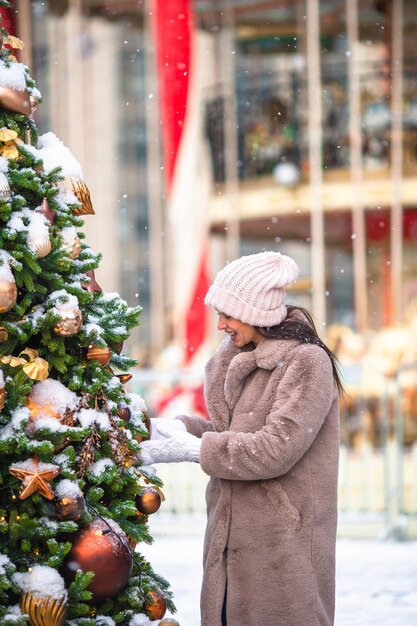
[139,429,201,465]
[150,417,187,440]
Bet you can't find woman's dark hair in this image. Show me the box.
[255,305,344,395]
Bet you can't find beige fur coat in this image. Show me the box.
[182,336,340,626]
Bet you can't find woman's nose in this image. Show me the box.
[217,315,226,330]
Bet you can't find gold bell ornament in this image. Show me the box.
[60,226,81,260]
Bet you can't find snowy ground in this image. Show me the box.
[140,513,417,626]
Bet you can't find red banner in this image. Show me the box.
[152,0,193,189]
[152,0,209,366]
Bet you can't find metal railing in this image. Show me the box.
[131,365,417,538]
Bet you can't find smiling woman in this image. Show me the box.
[140,250,343,626]
[216,311,263,348]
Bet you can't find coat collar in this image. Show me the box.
[205,337,298,426]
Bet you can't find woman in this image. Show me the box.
[140,251,342,626]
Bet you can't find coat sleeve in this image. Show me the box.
[177,415,214,438]
[199,344,337,480]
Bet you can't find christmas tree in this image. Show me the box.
[0,3,175,625]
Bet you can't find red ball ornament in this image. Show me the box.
[62,518,133,604]
[145,589,167,620]
[135,487,161,515]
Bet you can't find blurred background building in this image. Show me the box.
[4,0,417,536]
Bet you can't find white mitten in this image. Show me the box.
[150,417,187,440]
[139,430,201,464]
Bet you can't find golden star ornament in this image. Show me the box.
[9,457,60,500]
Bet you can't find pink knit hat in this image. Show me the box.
[204,251,299,327]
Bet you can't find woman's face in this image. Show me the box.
[216,311,264,347]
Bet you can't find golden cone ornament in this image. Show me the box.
[0,86,31,115]
[20,591,68,626]
[61,177,94,215]
[0,278,17,313]
[0,385,5,411]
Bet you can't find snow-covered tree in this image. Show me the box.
[0,3,173,624]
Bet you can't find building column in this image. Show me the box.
[144,1,167,361]
[16,0,32,67]
[390,0,404,324]
[306,0,326,331]
[220,0,240,264]
[347,0,368,332]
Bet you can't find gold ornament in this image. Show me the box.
[86,344,111,367]
[53,308,82,337]
[0,87,31,115]
[0,386,5,411]
[0,278,17,313]
[1,349,49,381]
[61,177,95,215]
[0,170,11,201]
[136,486,162,515]
[28,233,51,258]
[81,269,102,294]
[20,591,67,626]
[9,457,60,500]
[145,589,167,621]
[55,493,85,521]
[159,620,181,626]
